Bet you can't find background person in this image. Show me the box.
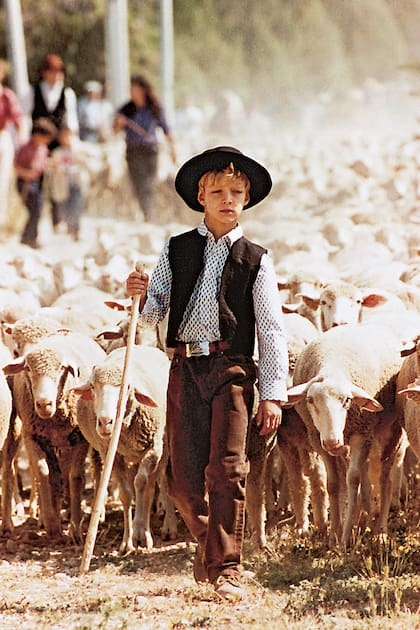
[0,58,25,229]
[113,74,177,222]
[77,80,113,143]
[48,126,89,241]
[28,54,79,230]
[14,117,57,248]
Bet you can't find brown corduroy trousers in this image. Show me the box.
[166,351,256,583]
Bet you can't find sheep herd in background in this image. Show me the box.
[0,116,418,559]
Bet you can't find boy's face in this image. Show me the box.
[198,173,250,235]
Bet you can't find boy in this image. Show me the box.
[48,126,87,240]
[126,146,288,601]
[14,117,57,248]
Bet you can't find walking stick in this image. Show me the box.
[80,263,144,574]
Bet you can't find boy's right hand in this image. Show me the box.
[126,270,149,297]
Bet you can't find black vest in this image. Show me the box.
[32,83,66,130]
[166,229,266,355]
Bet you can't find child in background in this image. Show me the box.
[48,126,88,240]
[14,117,57,248]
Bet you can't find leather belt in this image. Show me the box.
[174,340,230,358]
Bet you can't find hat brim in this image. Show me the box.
[175,147,272,212]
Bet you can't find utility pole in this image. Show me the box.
[3,0,30,104]
[160,0,175,125]
[105,0,130,109]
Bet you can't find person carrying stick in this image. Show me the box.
[126,146,288,602]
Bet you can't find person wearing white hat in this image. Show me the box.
[77,80,113,143]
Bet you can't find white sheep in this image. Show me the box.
[286,323,404,546]
[0,319,66,535]
[299,283,388,331]
[73,345,176,552]
[300,283,420,341]
[0,344,12,451]
[246,313,325,547]
[3,332,106,540]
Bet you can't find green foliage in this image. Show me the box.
[0,0,418,111]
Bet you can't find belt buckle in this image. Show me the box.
[185,341,209,358]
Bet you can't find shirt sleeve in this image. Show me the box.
[158,110,170,135]
[253,252,289,402]
[64,87,79,134]
[138,239,172,327]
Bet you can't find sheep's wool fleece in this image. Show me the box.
[93,365,122,387]
[26,348,62,375]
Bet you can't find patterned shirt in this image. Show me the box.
[140,221,289,401]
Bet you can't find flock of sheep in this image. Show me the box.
[0,88,419,559]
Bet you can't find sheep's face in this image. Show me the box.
[93,382,120,439]
[305,380,351,456]
[24,349,78,419]
[319,290,362,331]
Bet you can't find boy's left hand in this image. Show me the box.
[255,400,282,435]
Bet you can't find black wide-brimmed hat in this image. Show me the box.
[174,146,272,212]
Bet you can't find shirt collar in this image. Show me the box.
[197,220,243,246]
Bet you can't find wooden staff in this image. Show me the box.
[80,263,144,574]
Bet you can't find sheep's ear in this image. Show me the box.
[95,326,123,341]
[351,385,383,412]
[134,388,159,408]
[282,303,299,314]
[71,383,93,400]
[300,295,320,311]
[361,293,388,309]
[66,364,80,379]
[400,337,418,357]
[399,378,420,401]
[95,326,124,341]
[3,357,25,375]
[286,381,312,405]
[104,300,127,312]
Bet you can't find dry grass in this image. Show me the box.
[0,465,418,630]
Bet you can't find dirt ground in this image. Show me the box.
[0,481,418,630]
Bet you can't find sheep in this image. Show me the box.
[296,284,416,508]
[0,318,66,535]
[282,312,319,383]
[3,315,66,358]
[72,345,176,552]
[3,331,106,540]
[277,271,329,330]
[94,299,167,354]
[396,335,420,458]
[247,406,328,548]
[246,313,325,548]
[286,323,404,547]
[299,283,420,341]
[0,344,12,451]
